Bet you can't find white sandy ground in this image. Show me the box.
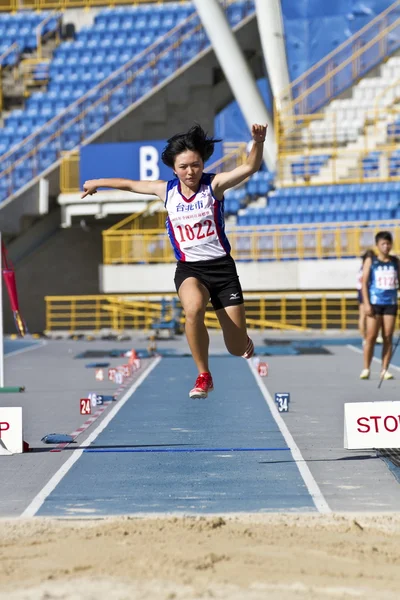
[1,514,400,599]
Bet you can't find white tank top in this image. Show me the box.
[165,173,231,262]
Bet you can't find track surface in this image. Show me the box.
[1,333,400,517]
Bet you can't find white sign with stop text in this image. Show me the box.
[344,401,400,449]
[0,407,23,454]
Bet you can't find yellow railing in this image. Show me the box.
[60,136,248,195]
[45,291,372,333]
[21,57,51,95]
[0,1,253,200]
[109,199,166,231]
[102,221,400,264]
[0,0,184,10]
[276,104,400,186]
[0,43,19,111]
[104,144,247,230]
[36,10,60,58]
[280,0,400,116]
[0,11,61,111]
[60,151,80,192]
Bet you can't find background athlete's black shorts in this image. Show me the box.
[174,254,244,311]
[371,304,398,316]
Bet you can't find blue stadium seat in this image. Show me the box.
[0,2,254,201]
[227,3,245,26]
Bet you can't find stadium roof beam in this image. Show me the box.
[255,0,292,112]
[192,0,275,171]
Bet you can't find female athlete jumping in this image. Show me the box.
[82,123,267,398]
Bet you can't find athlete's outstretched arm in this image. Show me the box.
[212,124,267,198]
[81,178,167,201]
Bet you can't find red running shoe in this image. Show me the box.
[189,372,214,399]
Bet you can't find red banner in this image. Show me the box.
[1,240,27,336]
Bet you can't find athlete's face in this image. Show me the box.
[377,238,392,257]
[174,150,204,188]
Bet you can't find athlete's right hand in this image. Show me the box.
[365,303,375,317]
[81,179,99,199]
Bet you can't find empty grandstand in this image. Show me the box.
[0,0,400,335]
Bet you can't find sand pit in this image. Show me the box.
[1,514,400,599]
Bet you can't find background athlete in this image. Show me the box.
[360,231,399,380]
[357,249,383,346]
[82,123,267,398]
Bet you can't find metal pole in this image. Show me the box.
[254,0,292,111]
[192,0,275,170]
[0,232,4,387]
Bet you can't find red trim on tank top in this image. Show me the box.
[178,180,201,203]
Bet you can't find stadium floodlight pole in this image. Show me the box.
[254,0,292,112]
[0,232,4,388]
[192,0,275,171]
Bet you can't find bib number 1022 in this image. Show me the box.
[176,220,215,243]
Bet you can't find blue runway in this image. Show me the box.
[4,338,40,355]
[37,357,317,516]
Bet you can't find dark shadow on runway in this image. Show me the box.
[27,443,194,453]
[258,454,378,464]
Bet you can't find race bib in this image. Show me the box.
[171,208,218,249]
[375,270,397,290]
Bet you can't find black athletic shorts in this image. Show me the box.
[371,304,398,316]
[174,254,244,311]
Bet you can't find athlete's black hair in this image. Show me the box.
[361,249,375,263]
[375,231,393,244]
[161,124,221,168]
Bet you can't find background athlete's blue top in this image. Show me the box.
[369,256,399,305]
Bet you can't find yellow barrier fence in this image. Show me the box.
[45,291,372,333]
[102,220,400,264]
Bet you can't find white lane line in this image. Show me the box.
[347,344,400,372]
[5,340,47,358]
[21,356,162,518]
[248,362,331,514]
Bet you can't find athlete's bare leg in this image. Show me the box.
[358,303,366,339]
[215,303,249,356]
[363,314,381,369]
[381,314,396,371]
[178,277,210,374]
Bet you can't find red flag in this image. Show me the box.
[1,240,27,337]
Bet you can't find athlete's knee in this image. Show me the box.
[184,304,206,324]
[365,333,377,343]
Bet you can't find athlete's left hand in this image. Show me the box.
[252,123,268,143]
